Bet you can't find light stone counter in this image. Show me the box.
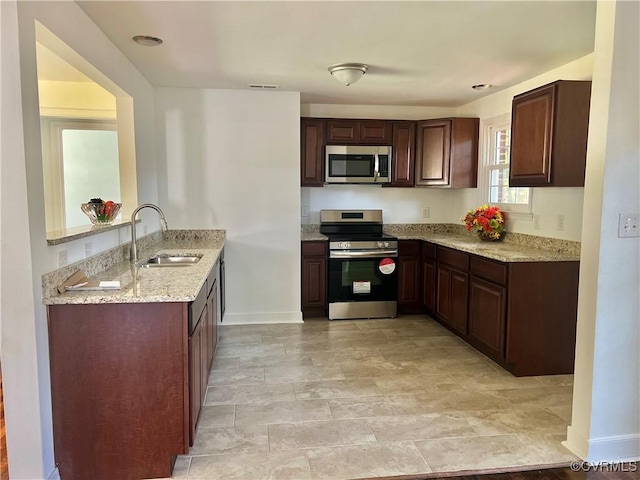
[300,223,580,262]
[43,230,225,305]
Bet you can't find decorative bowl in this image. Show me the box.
[81,202,122,225]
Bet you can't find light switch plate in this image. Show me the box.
[422,207,430,219]
[618,213,640,238]
[301,205,309,217]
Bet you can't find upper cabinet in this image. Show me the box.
[390,121,416,187]
[415,118,479,188]
[300,118,325,187]
[326,119,391,145]
[509,80,592,187]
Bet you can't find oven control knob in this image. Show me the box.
[384,242,390,248]
[377,242,383,248]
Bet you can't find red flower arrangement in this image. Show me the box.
[463,205,506,240]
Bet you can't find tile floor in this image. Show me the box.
[172,315,576,480]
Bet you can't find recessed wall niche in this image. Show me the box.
[35,22,138,242]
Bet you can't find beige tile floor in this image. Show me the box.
[172,315,576,480]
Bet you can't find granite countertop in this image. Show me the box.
[43,230,224,305]
[300,224,580,263]
[390,231,580,262]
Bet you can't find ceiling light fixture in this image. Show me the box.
[472,84,493,91]
[328,63,368,86]
[133,35,163,47]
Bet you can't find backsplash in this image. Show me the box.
[302,223,581,257]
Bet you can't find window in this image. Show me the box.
[484,116,532,214]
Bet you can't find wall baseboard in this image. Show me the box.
[222,311,303,325]
[46,465,60,480]
[565,427,640,463]
[587,433,640,463]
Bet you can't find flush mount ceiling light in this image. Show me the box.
[132,35,163,47]
[472,84,493,91]
[328,63,368,86]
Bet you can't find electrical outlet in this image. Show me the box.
[618,212,640,238]
[422,207,430,219]
[533,215,541,230]
[84,242,92,258]
[57,250,68,267]
[301,205,309,217]
[557,215,565,231]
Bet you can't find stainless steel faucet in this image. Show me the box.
[130,203,168,264]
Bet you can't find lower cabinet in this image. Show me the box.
[422,242,436,313]
[47,260,221,480]
[426,243,579,376]
[189,274,218,446]
[435,247,469,336]
[398,240,423,314]
[468,275,506,359]
[301,241,328,317]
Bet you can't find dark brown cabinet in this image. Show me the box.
[391,121,416,186]
[326,119,391,145]
[510,80,591,187]
[435,246,470,336]
[219,248,225,321]
[467,256,508,362]
[421,242,436,312]
[301,118,325,186]
[398,240,422,314]
[301,241,328,317]
[47,257,222,479]
[415,118,479,188]
[188,271,218,446]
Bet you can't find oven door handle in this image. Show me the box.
[330,250,398,259]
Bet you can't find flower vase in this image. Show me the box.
[478,231,505,242]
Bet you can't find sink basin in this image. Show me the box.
[140,254,202,267]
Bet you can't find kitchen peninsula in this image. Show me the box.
[43,230,225,480]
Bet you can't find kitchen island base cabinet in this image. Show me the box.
[48,303,188,480]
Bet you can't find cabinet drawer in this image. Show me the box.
[470,256,508,285]
[437,247,469,271]
[326,120,358,144]
[302,241,327,256]
[399,240,421,256]
[359,120,391,144]
[422,242,436,260]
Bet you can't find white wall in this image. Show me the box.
[1,2,158,478]
[454,54,594,241]
[301,104,458,224]
[155,88,302,324]
[567,0,640,462]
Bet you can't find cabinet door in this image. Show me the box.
[188,322,203,446]
[301,241,328,316]
[422,259,436,312]
[359,120,391,145]
[301,118,325,186]
[391,121,416,186]
[398,256,420,304]
[220,259,225,321]
[450,270,469,336]
[509,84,554,186]
[327,120,359,144]
[206,281,217,368]
[415,119,451,186]
[436,265,451,320]
[469,276,506,359]
[199,305,208,407]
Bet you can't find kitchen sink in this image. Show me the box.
[140,254,202,267]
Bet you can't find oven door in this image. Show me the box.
[328,250,398,304]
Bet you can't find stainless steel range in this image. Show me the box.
[320,210,398,320]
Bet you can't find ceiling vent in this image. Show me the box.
[248,84,280,89]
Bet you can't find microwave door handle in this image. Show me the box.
[374,153,380,182]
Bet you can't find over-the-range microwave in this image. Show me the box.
[325,145,392,184]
